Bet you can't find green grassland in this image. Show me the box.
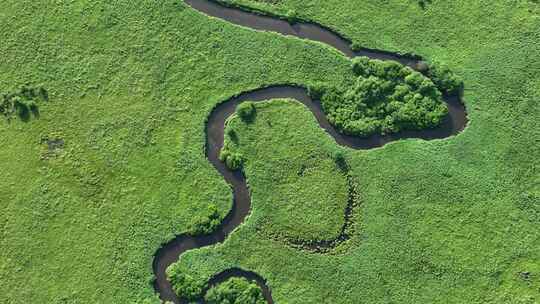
[1,0,539,303]
[223,100,351,245]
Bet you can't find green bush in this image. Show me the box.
[236,101,256,122]
[307,83,326,100]
[427,62,463,94]
[166,265,205,301]
[416,0,432,9]
[0,84,47,121]
[205,277,266,304]
[320,56,447,136]
[352,56,410,80]
[219,149,244,170]
[332,149,347,170]
[189,204,221,235]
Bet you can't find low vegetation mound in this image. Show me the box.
[205,277,266,304]
[312,57,449,137]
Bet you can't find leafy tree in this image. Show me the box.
[319,56,447,137]
[166,266,205,301]
[219,149,244,170]
[205,277,266,304]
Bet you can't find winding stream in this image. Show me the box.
[152,1,468,303]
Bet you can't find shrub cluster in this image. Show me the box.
[220,124,244,170]
[205,277,266,304]
[236,101,256,122]
[1,84,47,121]
[319,56,448,136]
[331,149,347,171]
[189,204,221,235]
[219,148,244,170]
[307,83,326,100]
[166,266,205,301]
[427,62,463,95]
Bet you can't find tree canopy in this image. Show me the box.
[318,57,448,136]
[205,277,266,304]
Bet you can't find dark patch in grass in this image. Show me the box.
[1,84,48,122]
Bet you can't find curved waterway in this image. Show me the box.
[153,1,468,303]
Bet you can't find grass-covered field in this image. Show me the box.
[1,0,539,303]
[223,99,353,246]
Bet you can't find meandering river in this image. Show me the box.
[152,1,468,303]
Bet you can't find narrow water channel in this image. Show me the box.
[152,1,468,303]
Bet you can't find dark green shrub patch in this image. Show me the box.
[166,265,205,301]
[427,61,464,94]
[331,149,347,171]
[219,147,244,170]
[226,128,239,143]
[319,56,447,136]
[220,126,245,170]
[1,84,47,121]
[416,0,433,9]
[205,277,266,304]
[307,83,326,100]
[188,204,222,235]
[236,101,256,122]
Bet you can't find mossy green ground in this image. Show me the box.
[1,0,539,303]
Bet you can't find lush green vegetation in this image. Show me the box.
[0,1,349,303]
[167,265,205,301]
[219,146,245,170]
[236,101,257,122]
[426,61,463,95]
[169,0,540,303]
[221,100,351,244]
[205,277,266,304]
[316,57,448,136]
[166,273,266,303]
[188,203,222,235]
[1,0,539,304]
